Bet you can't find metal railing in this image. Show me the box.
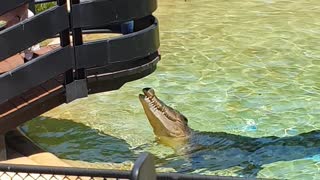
[0,164,131,180]
[0,0,160,133]
[0,1,264,180]
[0,153,255,180]
[0,0,160,104]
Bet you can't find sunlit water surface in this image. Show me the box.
[24,0,320,179]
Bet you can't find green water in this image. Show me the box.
[24,0,320,178]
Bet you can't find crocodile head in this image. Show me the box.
[139,88,191,141]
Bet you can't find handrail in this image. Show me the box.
[0,5,69,61]
[131,153,156,180]
[0,0,160,106]
[71,0,157,28]
[0,47,73,104]
[0,153,254,180]
[0,0,72,105]
[74,16,159,69]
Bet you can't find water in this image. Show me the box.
[23,0,320,178]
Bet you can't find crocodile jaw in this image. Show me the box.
[139,88,190,139]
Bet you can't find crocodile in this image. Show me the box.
[139,87,320,176]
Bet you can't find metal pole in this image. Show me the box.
[29,0,36,13]
[131,153,156,180]
[57,0,74,85]
[64,0,88,102]
[0,135,7,161]
[71,0,85,80]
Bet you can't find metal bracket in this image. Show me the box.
[0,135,6,161]
[65,79,88,103]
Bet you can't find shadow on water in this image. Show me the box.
[22,116,320,177]
[21,116,137,164]
[158,130,320,177]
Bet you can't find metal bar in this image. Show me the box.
[131,153,156,180]
[87,54,160,94]
[56,0,74,85]
[57,0,66,7]
[0,0,31,15]
[0,5,69,61]
[73,27,86,80]
[71,0,157,29]
[108,18,159,63]
[157,173,259,180]
[0,152,258,180]
[71,0,83,47]
[0,47,73,104]
[0,135,6,161]
[64,69,74,85]
[29,0,36,13]
[75,16,159,69]
[70,0,85,80]
[72,27,83,46]
[59,29,71,47]
[63,0,88,103]
[0,163,131,178]
[58,0,70,47]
